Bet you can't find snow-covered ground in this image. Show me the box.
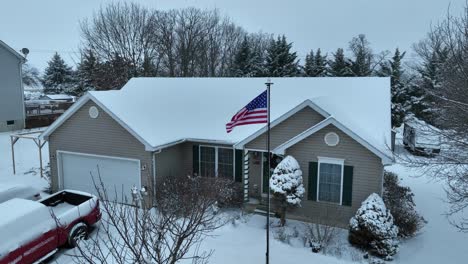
[1,129,467,263]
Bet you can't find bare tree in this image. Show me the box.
[71,174,231,264]
[398,3,468,232]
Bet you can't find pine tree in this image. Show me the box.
[303,50,315,76]
[329,48,353,77]
[75,49,99,96]
[349,34,373,76]
[42,52,75,94]
[377,48,409,128]
[314,48,328,77]
[232,37,253,77]
[265,35,299,77]
[410,49,448,124]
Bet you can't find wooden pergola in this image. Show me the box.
[10,130,46,178]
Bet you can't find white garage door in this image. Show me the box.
[58,151,141,203]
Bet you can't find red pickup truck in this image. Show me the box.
[0,190,101,264]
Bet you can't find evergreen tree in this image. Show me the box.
[74,49,99,96]
[377,48,409,128]
[314,48,328,77]
[42,52,75,94]
[410,48,448,124]
[265,35,299,77]
[232,37,253,77]
[303,50,315,76]
[349,34,373,76]
[329,48,353,77]
[303,49,328,77]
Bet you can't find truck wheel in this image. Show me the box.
[68,222,88,248]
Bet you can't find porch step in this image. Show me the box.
[254,208,276,217]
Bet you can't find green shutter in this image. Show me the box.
[192,145,199,175]
[308,162,318,201]
[235,149,243,182]
[342,165,354,206]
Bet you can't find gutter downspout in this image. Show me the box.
[151,149,162,207]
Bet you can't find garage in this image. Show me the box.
[57,151,141,203]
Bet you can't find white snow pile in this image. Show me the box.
[349,193,399,260]
[269,156,305,205]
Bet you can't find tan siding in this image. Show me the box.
[48,100,153,192]
[285,124,383,227]
[245,107,325,150]
[156,141,235,179]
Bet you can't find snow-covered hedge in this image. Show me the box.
[270,155,305,205]
[349,193,399,259]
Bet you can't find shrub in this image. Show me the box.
[304,222,337,253]
[349,193,399,260]
[269,155,305,226]
[193,176,243,208]
[383,171,426,237]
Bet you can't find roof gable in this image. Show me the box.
[274,117,393,165]
[235,100,329,149]
[0,40,25,62]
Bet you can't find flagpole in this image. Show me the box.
[265,78,273,264]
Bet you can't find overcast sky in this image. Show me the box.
[0,0,465,72]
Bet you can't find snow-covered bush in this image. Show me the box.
[383,171,426,237]
[269,155,305,226]
[349,193,399,260]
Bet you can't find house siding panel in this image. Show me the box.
[285,124,383,227]
[0,44,24,132]
[245,107,325,150]
[48,100,153,193]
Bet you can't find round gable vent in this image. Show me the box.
[89,106,99,119]
[324,132,339,146]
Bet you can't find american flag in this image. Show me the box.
[226,90,268,133]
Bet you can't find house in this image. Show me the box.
[0,40,26,132]
[40,77,393,227]
[39,94,75,103]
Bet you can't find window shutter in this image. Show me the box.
[342,165,354,206]
[192,145,199,175]
[235,149,243,182]
[308,162,318,201]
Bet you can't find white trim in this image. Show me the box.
[274,117,393,165]
[317,156,344,165]
[56,150,141,191]
[234,99,330,149]
[316,156,344,205]
[324,132,340,146]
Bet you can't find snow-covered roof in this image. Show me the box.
[44,94,74,100]
[42,77,392,161]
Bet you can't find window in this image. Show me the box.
[6,120,15,126]
[199,146,233,178]
[218,148,233,178]
[200,146,216,177]
[317,157,344,204]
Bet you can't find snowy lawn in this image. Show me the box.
[1,129,467,263]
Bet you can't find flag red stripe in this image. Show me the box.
[226,117,268,128]
[226,115,268,126]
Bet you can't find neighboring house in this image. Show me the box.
[39,94,75,103]
[40,77,393,227]
[0,40,26,132]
